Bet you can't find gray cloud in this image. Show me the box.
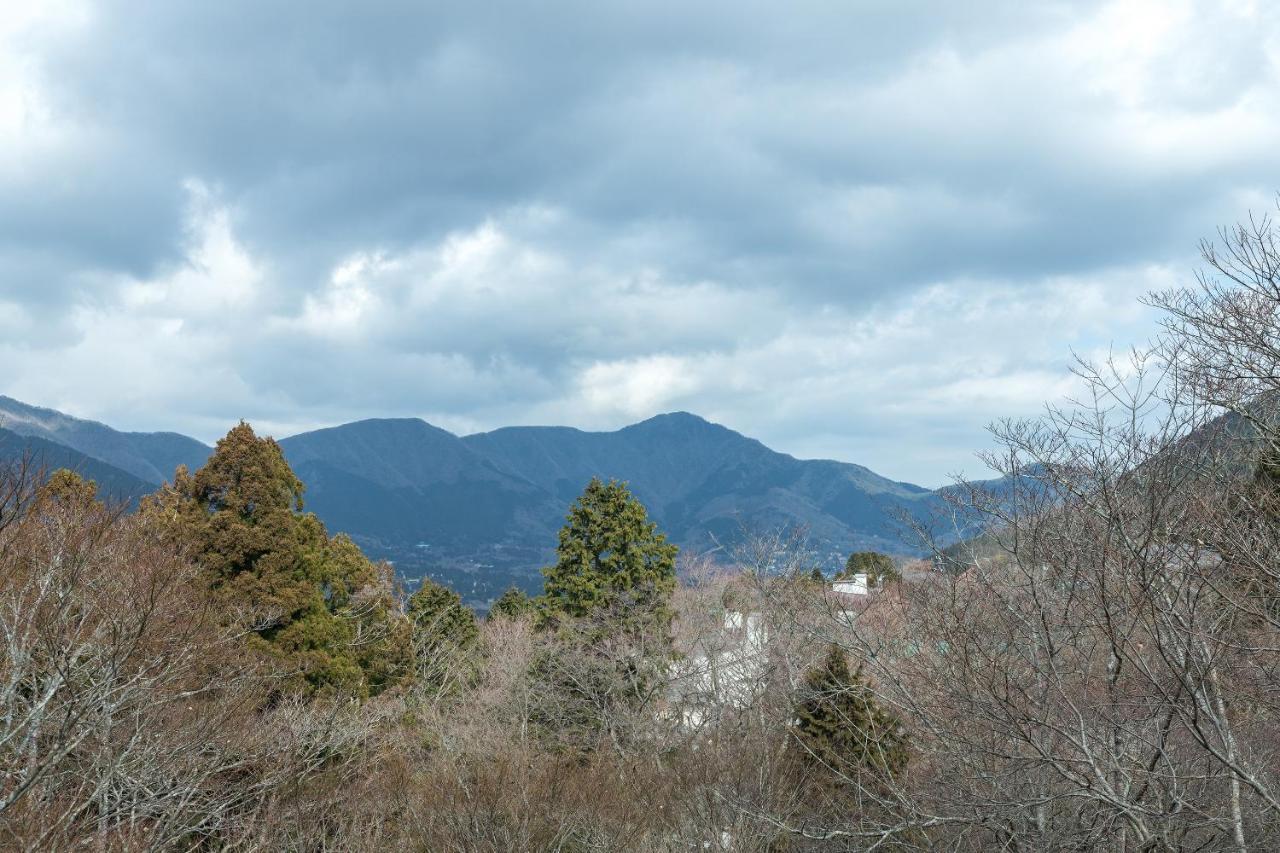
[2,0,1279,485]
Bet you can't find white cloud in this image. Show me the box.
[577,355,703,418]
[0,2,87,162]
[119,181,261,315]
[0,0,1277,484]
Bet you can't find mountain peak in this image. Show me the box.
[296,417,456,439]
[650,410,706,422]
[624,411,728,435]
[279,416,492,492]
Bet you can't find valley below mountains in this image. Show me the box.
[0,395,964,608]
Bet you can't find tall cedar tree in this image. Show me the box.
[540,478,678,626]
[142,422,410,697]
[793,645,908,786]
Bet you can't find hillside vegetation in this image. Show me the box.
[6,214,1280,849]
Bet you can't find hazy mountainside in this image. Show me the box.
[0,396,210,484]
[462,412,782,509]
[0,426,155,504]
[463,412,935,552]
[275,412,950,603]
[278,419,562,548]
[0,395,961,606]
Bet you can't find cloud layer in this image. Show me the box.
[3,0,1279,485]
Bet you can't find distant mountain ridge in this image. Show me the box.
[278,418,561,550]
[0,426,156,504]
[460,412,935,552]
[0,396,210,484]
[274,412,953,605]
[0,396,961,604]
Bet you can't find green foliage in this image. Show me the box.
[808,566,825,583]
[408,578,480,697]
[141,422,411,697]
[841,550,901,588]
[530,479,677,749]
[540,477,678,624]
[490,586,534,620]
[409,578,479,650]
[792,645,908,786]
[40,468,101,511]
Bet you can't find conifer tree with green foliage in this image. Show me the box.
[408,578,479,650]
[841,550,901,588]
[40,468,102,511]
[141,421,411,697]
[539,477,678,625]
[489,585,534,620]
[407,577,479,695]
[529,479,678,748]
[792,645,908,786]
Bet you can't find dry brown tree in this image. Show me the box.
[738,210,1280,851]
[0,466,397,850]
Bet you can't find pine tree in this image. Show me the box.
[792,645,908,785]
[540,477,677,624]
[141,422,410,697]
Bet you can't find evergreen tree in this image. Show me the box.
[489,585,534,620]
[540,478,678,624]
[408,578,479,650]
[141,422,410,697]
[407,578,479,695]
[792,645,908,785]
[841,550,901,588]
[40,468,101,511]
[530,479,678,748]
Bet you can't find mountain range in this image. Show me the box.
[0,395,962,606]
[0,396,211,484]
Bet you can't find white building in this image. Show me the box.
[669,609,769,729]
[832,572,868,596]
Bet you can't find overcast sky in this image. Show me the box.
[3,1,1279,486]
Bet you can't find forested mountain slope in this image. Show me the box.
[0,396,210,484]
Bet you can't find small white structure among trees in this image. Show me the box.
[831,573,868,596]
